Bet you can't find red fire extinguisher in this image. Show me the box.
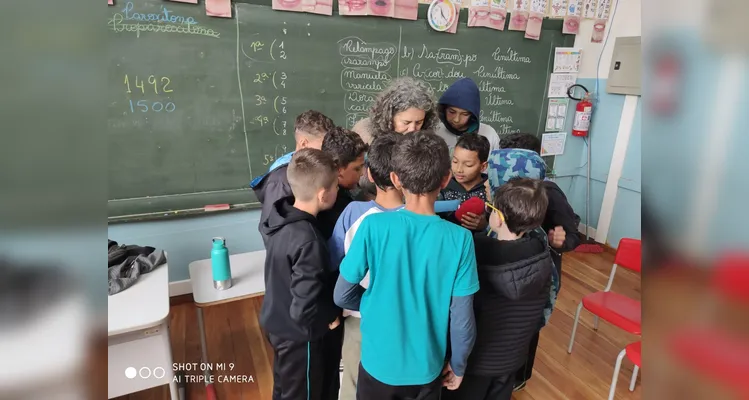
[568,84,592,137]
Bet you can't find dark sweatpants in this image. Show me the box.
[267,325,343,400]
[441,374,514,400]
[356,363,442,400]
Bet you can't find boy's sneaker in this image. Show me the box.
[513,380,527,391]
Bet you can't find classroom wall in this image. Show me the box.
[552,0,641,247]
[109,3,644,286]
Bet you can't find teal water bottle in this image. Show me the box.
[211,237,232,290]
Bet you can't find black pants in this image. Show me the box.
[356,363,442,400]
[514,329,541,383]
[441,374,514,400]
[267,325,343,400]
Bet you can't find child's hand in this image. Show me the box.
[440,363,464,390]
[548,226,566,248]
[460,212,488,231]
[329,317,341,330]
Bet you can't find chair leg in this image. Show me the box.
[568,302,584,354]
[629,365,639,392]
[594,316,600,331]
[608,349,627,400]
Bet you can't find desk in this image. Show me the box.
[108,262,178,400]
[188,251,266,368]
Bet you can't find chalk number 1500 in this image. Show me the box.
[124,75,173,95]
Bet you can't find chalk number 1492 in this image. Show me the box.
[124,75,173,95]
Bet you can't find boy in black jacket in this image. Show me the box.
[497,133,581,390]
[260,148,343,400]
[442,177,553,400]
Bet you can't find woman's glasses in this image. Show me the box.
[484,201,505,223]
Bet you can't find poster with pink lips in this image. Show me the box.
[508,0,528,31]
[369,0,394,17]
[590,0,609,42]
[108,0,114,5]
[394,0,419,20]
[562,0,581,34]
[523,0,545,39]
[206,0,232,17]
[524,11,544,39]
[488,0,508,30]
[275,0,333,15]
[169,0,199,3]
[339,0,368,15]
[468,0,491,28]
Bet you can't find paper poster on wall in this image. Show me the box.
[468,0,491,27]
[591,18,607,42]
[552,47,582,73]
[540,132,567,156]
[108,0,114,4]
[548,73,577,97]
[488,0,508,30]
[169,0,199,3]
[339,0,369,15]
[581,0,596,19]
[508,0,529,31]
[523,0,545,39]
[524,11,544,40]
[562,0,581,34]
[394,0,419,19]
[275,0,333,15]
[549,0,566,18]
[206,0,232,17]
[545,98,569,131]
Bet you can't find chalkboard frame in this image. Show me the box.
[108,0,573,223]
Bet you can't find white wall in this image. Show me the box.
[573,0,642,79]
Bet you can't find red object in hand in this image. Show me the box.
[455,197,485,222]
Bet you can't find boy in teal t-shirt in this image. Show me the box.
[334,131,479,400]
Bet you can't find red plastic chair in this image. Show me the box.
[608,341,641,400]
[667,253,749,398]
[568,238,642,354]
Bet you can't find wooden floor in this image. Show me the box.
[115,250,642,400]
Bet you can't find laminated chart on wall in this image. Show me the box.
[547,72,577,97]
[545,98,568,131]
[540,132,567,156]
[524,0,546,40]
[563,0,581,34]
[552,47,581,73]
[508,0,529,31]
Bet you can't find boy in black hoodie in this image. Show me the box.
[442,177,553,400]
[260,148,343,400]
[497,133,581,390]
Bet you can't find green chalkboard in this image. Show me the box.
[107,0,574,221]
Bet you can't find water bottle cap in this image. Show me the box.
[212,237,226,246]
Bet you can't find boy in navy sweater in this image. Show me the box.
[328,133,404,400]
